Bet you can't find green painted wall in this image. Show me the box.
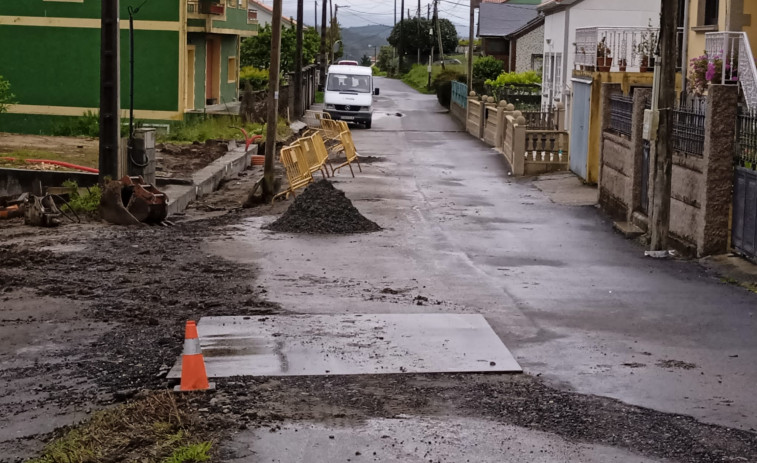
[0,0,180,22]
[0,25,179,111]
[212,5,253,31]
[189,33,208,109]
[0,113,78,135]
[121,29,181,111]
[220,35,239,104]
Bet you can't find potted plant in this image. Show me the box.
[618,58,628,72]
[597,37,612,72]
[636,30,656,72]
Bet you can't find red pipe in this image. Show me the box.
[0,157,99,174]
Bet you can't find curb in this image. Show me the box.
[163,142,256,216]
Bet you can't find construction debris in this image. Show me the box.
[100,176,169,226]
[265,180,380,234]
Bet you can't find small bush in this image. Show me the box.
[473,56,504,83]
[240,66,269,91]
[0,74,15,114]
[433,69,465,108]
[61,180,101,214]
[162,442,212,463]
[51,111,101,138]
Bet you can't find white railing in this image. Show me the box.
[705,32,757,110]
[575,27,659,72]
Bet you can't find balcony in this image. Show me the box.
[574,27,659,73]
[705,32,757,110]
[187,0,225,15]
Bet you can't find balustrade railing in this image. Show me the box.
[705,32,757,111]
[575,27,659,72]
[524,131,569,163]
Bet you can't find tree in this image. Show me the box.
[376,46,397,75]
[241,24,321,72]
[387,17,457,61]
[0,75,15,114]
[360,54,372,67]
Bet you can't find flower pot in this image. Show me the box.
[597,57,612,72]
[639,56,650,73]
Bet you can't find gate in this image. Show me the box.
[570,78,592,180]
[733,109,757,260]
[732,167,757,259]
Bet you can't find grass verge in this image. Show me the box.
[401,63,468,94]
[0,149,98,168]
[28,392,214,463]
[159,115,292,144]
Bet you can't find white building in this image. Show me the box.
[248,0,295,28]
[539,0,660,114]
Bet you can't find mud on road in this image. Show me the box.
[2,179,757,462]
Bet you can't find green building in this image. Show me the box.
[0,0,258,134]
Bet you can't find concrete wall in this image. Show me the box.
[0,169,97,198]
[515,24,544,73]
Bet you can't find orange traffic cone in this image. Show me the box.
[174,320,215,392]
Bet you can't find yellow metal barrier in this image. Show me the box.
[332,130,362,177]
[273,144,314,203]
[297,133,333,179]
[303,110,332,137]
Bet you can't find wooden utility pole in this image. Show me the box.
[315,0,318,31]
[263,0,284,199]
[434,0,444,70]
[467,0,474,88]
[649,0,679,250]
[294,0,304,118]
[399,0,405,71]
[319,0,327,88]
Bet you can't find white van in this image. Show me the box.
[323,65,379,129]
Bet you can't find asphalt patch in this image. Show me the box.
[265,180,381,234]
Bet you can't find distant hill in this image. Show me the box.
[340,25,393,61]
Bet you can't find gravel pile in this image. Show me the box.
[266,180,381,234]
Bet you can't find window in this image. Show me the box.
[697,0,719,27]
[531,54,543,72]
[248,8,258,24]
[542,52,562,105]
[228,57,237,83]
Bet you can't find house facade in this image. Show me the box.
[509,17,545,73]
[477,1,540,66]
[0,0,258,134]
[248,0,294,28]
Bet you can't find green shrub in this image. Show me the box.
[0,74,15,114]
[485,69,541,87]
[473,56,504,83]
[61,180,101,214]
[162,442,212,463]
[51,111,101,138]
[432,69,465,108]
[240,66,269,91]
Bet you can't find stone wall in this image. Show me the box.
[598,84,738,257]
[515,25,544,73]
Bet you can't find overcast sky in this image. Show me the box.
[269,0,472,33]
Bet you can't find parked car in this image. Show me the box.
[433,58,462,65]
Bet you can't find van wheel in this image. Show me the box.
[364,120,372,129]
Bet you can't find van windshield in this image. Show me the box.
[327,73,371,93]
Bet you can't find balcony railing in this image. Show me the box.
[705,32,757,111]
[574,27,659,72]
[187,0,225,15]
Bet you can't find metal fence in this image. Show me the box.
[608,94,633,138]
[736,108,757,168]
[451,81,468,109]
[672,99,706,156]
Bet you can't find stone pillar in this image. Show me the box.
[512,117,527,176]
[697,84,738,256]
[555,102,566,131]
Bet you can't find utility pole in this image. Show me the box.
[467,0,474,88]
[319,0,327,88]
[649,0,679,251]
[433,0,444,70]
[263,0,284,199]
[315,0,318,31]
[294,0,304,118]
[99,0,120,183]
[399,0,405,72]
[427,3,430,20]
[417,0,421,64]
[329,0,334,63]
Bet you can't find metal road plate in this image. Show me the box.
[168,314,521,378]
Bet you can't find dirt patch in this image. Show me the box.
[156,141,234,178]
[265,180,381,234]
[656,359,698,370]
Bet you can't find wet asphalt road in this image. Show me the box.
[209,77,757,439]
